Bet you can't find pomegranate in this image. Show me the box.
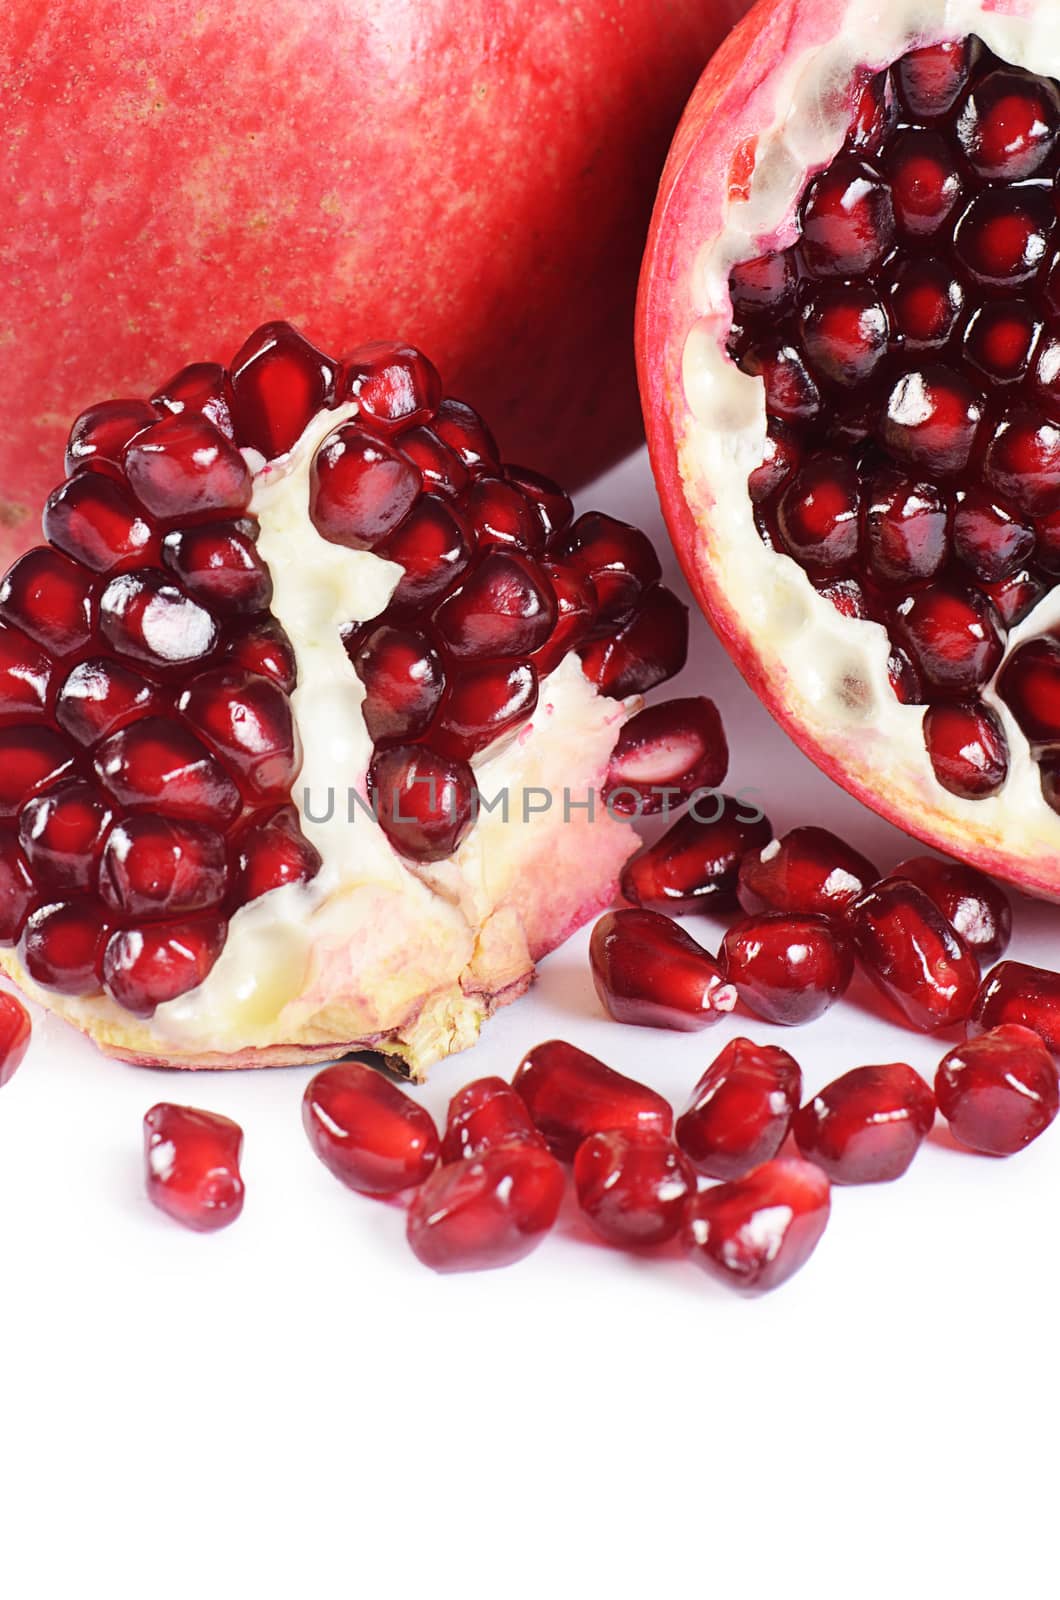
[440,1077,545,1164]
[639,7,1060,898]
[675,1036,802,1179]
[737,826,878,918]
[302,1062,440,1195]
[721,911,854,1024]
[0,326,690,1074]
[406,1141,565,1273]
[573,1131,696,1248]
[683,1156,831,1293]
[891,854,1012,964]
[143,1102,245,1231]
[792,1062,935,1183]
[969,959,1060,1052]
[589,909,737,1031]
[850,879,980,1030]
[513,1039,673,1161]
[0,0,751,559]
[936,1024,1060,1154]
[620,794,773,913]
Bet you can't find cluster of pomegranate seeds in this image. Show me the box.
[589,908,736,1031]
[143,1102,245,1232]
[0,991,31,1087]
[793,1062,935,1183]
[728,37,1060,812]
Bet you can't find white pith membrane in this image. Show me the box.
[0,405,636,1073]
[676,0,1060,891]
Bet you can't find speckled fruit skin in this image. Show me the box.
[0,0,748,559]
[637,0,1060,900]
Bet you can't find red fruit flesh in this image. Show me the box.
[675,1036,802,1180]
[302,1062,440,1196]
[851,879,980,1030]
[440,1077,545,1164]
[603,696,728,816]
[683,1157,830,1294]
[936,1025,1060,1156]
[737,826,878,917]
[722,912,854,1026]
[590,908,736,1032]
[573,1130,695,1248]
[513,1038,673,1162]
[621,793,773,914]
[406,1141,565,1273]
[0,991,31,1087]
[891,855,1011,966]
[969,961,1060,1055]
[143,1102,244,1232]
[793,1062,935,1184]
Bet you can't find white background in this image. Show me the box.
[2,448,1057,1599]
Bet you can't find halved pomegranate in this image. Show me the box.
[0,324,689,1075]
[640,8,1060,896]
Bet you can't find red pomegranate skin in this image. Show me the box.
[0,0,748,556]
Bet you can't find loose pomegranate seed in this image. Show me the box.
[65,397,157,474]
[922,701,1009,799]
[55,657,166,746]
[123,414,252,524]
[590,909,736,1032]
[721,912,854,1025]
[964,304,1040,386]
[737,825,878,917]
[579,584,689,699]
[19,780,113,894]
[463,476,545,556]
[683,1157,830,1294]
[0,727,75,817]
[310,423,422,549]
[440,1077,545,1163]
[549,512,662,632]
[603,696,728,816]
[178,669,299,802]
[957,66,1060,180]
[43,472,159,573]
[675,1036,802,1180]
[887,257,965,347]
[100,570,219,670]
[881,364,984,477]
[886,128,963,237]
[342,341,441,432]
[851,878,980,1030]
[793,1062,935,1184]
[352,625,445,743]
[998,637,1060,746]
[162,521,272,615]
[513,1038,673,1162]
[0,625,54,722]
[0,548,94,656]
[0,990,31,1087]
[19,899,109,995]
[378,497,472,611]
[230,321,338,459]
[302,1061,440,1195]
[862,469,949,587]
[406,1141,565,1273]
[432,659,538,759]
[573,1130,695,1248]
[936,1025,1060,1155]
[151,362,236,439]
[94,717,241,825]
[0,831,36,943]
[368,744,475,862]
[890,584,1003,697]
[951,491,1034,582]
[434,550,557,659]
[224,616,298,694]
[896,38,977,118]
[622,793,773,914]
[799,155,895,278]
[143,1103,245,1232]
[776,454,860,572]
[103,915,227,1015]
[800,283,889,386]
[99,815,228,915]
[234,807,321,902]
[431,398,499,472]
[969,960,1060,1054]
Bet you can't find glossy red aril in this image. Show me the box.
[43,472,159,573]
[0,626,53,723]
[621,793,773,914]
[343,341,442,433]
[890,585,1003,697]
[0,548,93,656]
[367,744,475,862]
[0,833,36,943]
[0,991,31,1087]
[379,498,472,611]
[100,570,219,670]
[162,523,272,616]
[310,424,421,549]
[922,701,1009,799]
[957,67,1060,179]
[434,550,556,660]
[936,1025,1060,1155]
[234,806,322,902]
[99,816,227,915]
[94,718,241,825]
[578,583,689,699]
[230,321,338,459]
[0,728,75,817]
[573,1130,695,1248]
[675,1036,802,1180]
[851,879,980,1030]
[897,39,977,118]
[513,1038,673,1162]
[406,1140,565,1273]
[440,1076,545,1163]
[722,912,854,1026]
[19,781,113,893]
[66,397,157,472]
[302,1061,440,1195]
[590,909,735,1032]
[432,658,538,759]
[462,476,545,556]
[224,616,297,694]
[793,1062,935,1183]
[550,512,661,631]
[683,1157,830,1295]
[352,626,445,743]
[123,414,252,523]
[19,899,108,994]
[998,637,1060,748]
[152,362,235,439]
[55,658,165,746]
[891,855,1011,966]
[143,1103,245,1232]
[103,915,227,1015]
[969,960,1060,1055]
[737,826,877,918]
[603,696,727,816]
[776,455,859,571]
[178,669,298,802]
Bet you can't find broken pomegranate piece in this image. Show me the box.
[589,908,736,1032]
[573,1130,695,1248]
[513,1039,673,1162]
[406,1140,565,1273]
[936,1025,1060,1155]
[675,1036,802,1180]
[302,1061,440,1195]
[793,1062,935,1184]
[143,1102,245,1232]
[683,1157,831,1294]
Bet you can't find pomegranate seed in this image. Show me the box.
[162,521,272,615]
[55,657,166,746]
[151,362,236,440]
[776,454,860,572]
[922,701,1009,800]
[890,585,1003,697]
[143,1103,244,1233]
[549,512,661,632]
[0,991,31,1087]
[590,909,736,1032]
[981,568,1045,628]
[43,472,159,573]
[957,66,1060,180]
[463,476,545,556]
[368,744,475,862]
[123,414,252,523]
[0,548,94,656]
[513,1038,673,1162]
[0,625,54,722]
[579,584,689,699]
[740,342,821,423]
[94,717,241,826]
[862,469,949,588]
[799,155,895,277]
[849,68,898,150]
[799,284,888,386]
[0,831,36,943]
[887,644,925,706]
[815,576,870,619]
[396,426,469,499]
[224,616,298,694]
[440,1077,545,1163]
[573,1130,695,1248]
[722,912,854,1025]
[998,637,1060,746]
[533,563,597,674]
[622,793,773,914]
[230,321,338,459]
[103,915,227,1016]
[302,1061,439,1195]
[406,1141,564,1274]
[851,878,980,1031]
[936,1025,1060,1156]
[434,549,556,659]
[675,1036,802,1180]
[748,417,802,506]
[683,1157,830,1294]
[19,780,113,894]
[100,570,219,670]
[965,304,1040,385]
[887,257,964,347]
[342,341,441,432]
[895,38,976,118]
[729,249,796,318]
[885,128,962,237]
[19,899,109,995]
[969,960,1060,1055]
[793,1062,935,1184]
[737,825,878,917]
[310,423,422,550]
[881,364,984,477]
[951,491,1034,582]
[984,406,1060,517]
[378,498,472,612]
[431,398,499,472]
[504,465,574,542]
[352,625,445,743]
[178,669,299,802]
[99,815,228,915]
[603,696,728,816]
[432,659,537,759]
[0,727,75,817]
[1032,336,1060,421]
[65,398,156,474]
[235,807,321,902]
[954,187,1054,289]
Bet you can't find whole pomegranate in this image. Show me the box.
[639,0,1060,898]
[0,0,748,563]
